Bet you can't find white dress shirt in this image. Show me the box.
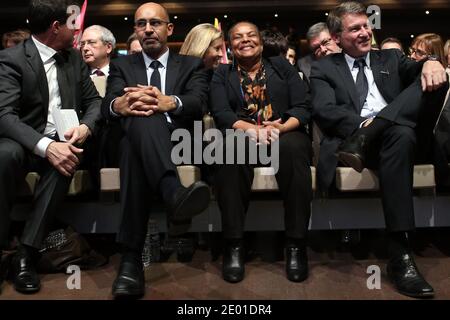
[344,53,388,121]
[32,36,61,158]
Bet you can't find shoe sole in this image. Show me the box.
[337,152,364,173]
[172,183,210,222]
[14,284,41,294]
[112,287,145,299]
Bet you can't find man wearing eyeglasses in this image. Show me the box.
[310,1,448,299]
[298,22,341,80]
[80,25,116,78]
[101,2,210,299]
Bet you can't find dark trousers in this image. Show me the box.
[365,125,417,232]
[0,137,72,249]
[117,114,178,252]
[214,131,313,240]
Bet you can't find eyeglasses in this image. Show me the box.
[135,19,170,30]
[80,39,100,48]
[311,38,333,55]
[409,47,429,58]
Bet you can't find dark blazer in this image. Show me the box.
[310,49,423,190]
[0,38,101,152]
[101,51,209,130]
[209,56,311,133]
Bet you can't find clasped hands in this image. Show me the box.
[113,84,177,117]
[247,119,286,145]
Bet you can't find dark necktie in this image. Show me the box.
[92,69,105,77]
[53,52,71,109]
[354,58,368,110]
[150,60,162,90]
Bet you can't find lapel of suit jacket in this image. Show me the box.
[334,53,361,113]
[165,51,180,95]
[263,59,276,104]
[369,50,384,95]
[132,53,149,86]
[57,50,74,109]
[24,40,49,113]
[229,62,244,104]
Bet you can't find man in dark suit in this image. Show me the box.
[310,1,447,298]
[0,0,101,294]
[101,2,210,298]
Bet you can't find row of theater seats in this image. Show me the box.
[15,75,440,233]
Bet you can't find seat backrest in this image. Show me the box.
[91,76,107,98]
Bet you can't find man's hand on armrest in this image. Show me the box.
[421,60,447,92]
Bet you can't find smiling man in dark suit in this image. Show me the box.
[101,2,210,299]
[0,0,101,294]
[310,1,447,298]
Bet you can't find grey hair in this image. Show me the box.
[306,22,329,42]
[327,1,367,35]
[84,25,116,50]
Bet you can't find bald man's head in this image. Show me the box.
[134,2,173,59]
[135,2,170,22]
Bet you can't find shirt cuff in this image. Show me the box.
[109,98,121,117]
[359,118,372,128]
[171,95,183,115]
[33,137,54,158]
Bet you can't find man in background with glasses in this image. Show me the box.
[80,25,116,78]
[298,22,341,80]
[101,2,210,299]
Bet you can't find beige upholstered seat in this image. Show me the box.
[100,166,201,192]
[21,170,92,196]
[91,76,107,98]
[335,164,435,191]
[251,167,316,191]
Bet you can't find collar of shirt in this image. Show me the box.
[344,52,371,72]
[142,48,169,71]
[91,64,110,77]
[32,35,58,64]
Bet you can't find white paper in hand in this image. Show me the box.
[53,109,80,142]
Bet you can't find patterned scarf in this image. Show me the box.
[237,63,274,125]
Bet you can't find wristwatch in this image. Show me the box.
[171,95,180,109]
[427,55,439,61]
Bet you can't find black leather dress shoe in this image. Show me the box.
[10,251,40,294]
[112,259,145,299]
[222,244,245,283]
[286,246,308,282]
[169,181,210,223]
[387,253,434,299]
[337,134,370,173]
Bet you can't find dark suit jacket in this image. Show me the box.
[0,38,101,152]
[101,51,209,130]
[310,49,424,190]
[209,56,311,133]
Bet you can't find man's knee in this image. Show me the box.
[0,139,26,173]
[384,125,416,148]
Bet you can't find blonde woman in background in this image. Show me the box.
[171,23,224,261]
[179,23,224,70]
